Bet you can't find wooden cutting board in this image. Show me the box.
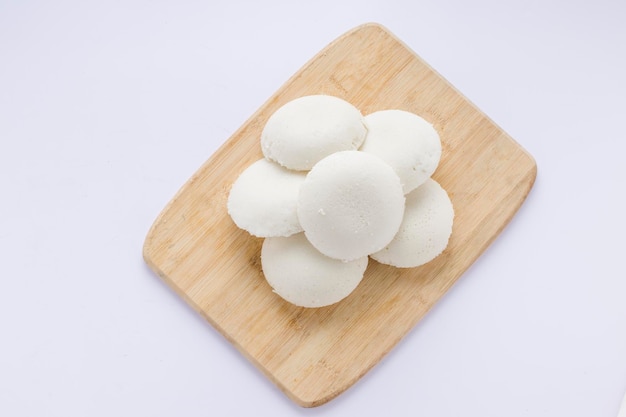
[143,23,536,407]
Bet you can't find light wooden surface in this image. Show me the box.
[143,23,536,407]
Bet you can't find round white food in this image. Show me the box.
[262,233,368,308]
[360,110,442,194]
[371,178,454,268]
[227,158,306,237]
[261,95,368,171]
[297,150,405,261]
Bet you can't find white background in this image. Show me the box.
[1,1,625,416]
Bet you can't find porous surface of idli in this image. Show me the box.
[261,95,368,171]
[297,150,405,261]
[262,233,368,308]
[371,178,453,268]
[227,158,305,237]
[360,110,441,194]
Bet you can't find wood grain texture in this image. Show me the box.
[143,23,537,407]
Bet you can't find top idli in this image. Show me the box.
[261,95,368,171]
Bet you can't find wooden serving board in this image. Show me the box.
[143,23,536,407]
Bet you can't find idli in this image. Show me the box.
[360,110,441,194]
[371,178,453,268]
[227,158,305,237]
[262,233,368,308]
[297,151,405,261]
[261,95,367,171]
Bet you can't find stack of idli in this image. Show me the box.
[227,95,454,308]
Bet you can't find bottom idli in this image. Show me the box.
[262,233,368,308]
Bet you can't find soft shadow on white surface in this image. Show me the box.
[1,1,625,416]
